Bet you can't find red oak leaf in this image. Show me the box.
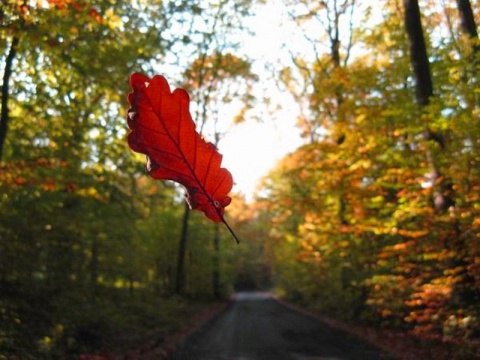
[126,73,238,242]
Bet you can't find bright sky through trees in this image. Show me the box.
[216,0,382,200]
[143,0,304,201]
[221,110,302,201]
[218,1,304,200]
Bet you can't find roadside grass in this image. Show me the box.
[1,285,224,359]
[275,292,480,360]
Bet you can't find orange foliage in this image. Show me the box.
[47,0,103,23]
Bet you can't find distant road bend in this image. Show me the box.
[172,292,394,360]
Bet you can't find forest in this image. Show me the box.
[1,0,479,358]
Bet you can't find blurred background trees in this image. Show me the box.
[260,0,479,353]
[1,0,479,358]
[0,0,258,356]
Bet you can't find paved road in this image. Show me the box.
[171,292,395,360]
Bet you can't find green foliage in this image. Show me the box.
[0,0,257,357]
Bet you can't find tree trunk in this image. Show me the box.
[0,36,19,162]
[404,0,477,306]
[456,0,478,39]
[212,224,221,299]
[403,0,433,107]
[454,0,479,306]
[174,202,190,295]
[403,0,455,213]
[90,236,99,298]
[455,0,479,75]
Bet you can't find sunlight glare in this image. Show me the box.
[218,1,304,201]
[221,105,302,202]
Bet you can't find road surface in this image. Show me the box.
[171,292,394,360]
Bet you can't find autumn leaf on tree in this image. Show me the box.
[126,73,238,242]
[47,0,103,23]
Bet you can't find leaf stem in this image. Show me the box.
[222,217,240,244]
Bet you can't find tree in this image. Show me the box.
[173,52,257,296]
[403,0,434,107]
[0,1,257,356]
[259,0,480,348]
[168,0,256,297]
[0,36,18,161]
[281,0,357,143]
[456,0,478,40]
